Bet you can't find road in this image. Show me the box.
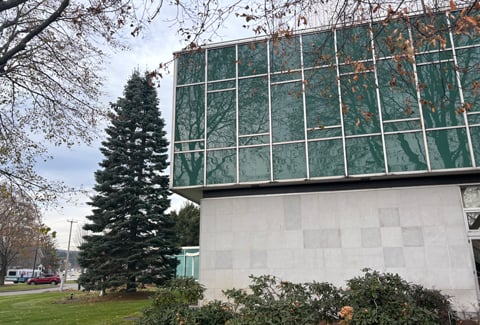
[0,283,78,296]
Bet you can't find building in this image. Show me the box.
[170,8,480,310]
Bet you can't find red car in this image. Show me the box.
[27,274,61,285]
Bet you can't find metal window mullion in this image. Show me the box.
[447,12,476,168]
[369,23,389,174]
[170,56,179,188]
[408,24,432,172]
[300,34,310,179]
[203,49,208,186]
[235,44,240,183]
[334,29,348,176]
[267,41,274,182]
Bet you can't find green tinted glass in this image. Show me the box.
[207,90,236,148]
[239,135,269,146]
[341,72,381,135]
[452,9,480,47]
[427,128,472,169]
[273,142,307,180]
[174,141,204,152]
[417,62,464,128]
[336,24,372,62]
[239,77,269,135]
[469,114,480,125]
[457,47,480,112]
[176,50,205,85]
[307,127,342,140]
[383,120,422,132]
[239,146,271,182]
[207,46,236,81]
[346,136,385,175]
[271,82,305,142]
[270,36,301,73]
[206,149,236,184]
[470,127,480,166]
[412,13,450,53]
[385,133,427,172]
[175,85,205,142]
[302,31,335,68]
[373,19,409,58]
[173,152,204,186]
[377,59,419,122]
[208,80,236,91]
[238,41,268,76]
[305,68,340,129]
[309,139,345,177]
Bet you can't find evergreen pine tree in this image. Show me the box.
[78,71,178,293]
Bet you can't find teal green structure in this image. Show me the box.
[175,246,199,280]
[171,10,479,202]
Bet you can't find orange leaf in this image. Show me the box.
[450,0,457,10]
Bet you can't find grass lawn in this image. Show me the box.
[0,290,152,324]
[0,280,76,293]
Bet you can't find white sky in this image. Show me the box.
[37,7,252,250]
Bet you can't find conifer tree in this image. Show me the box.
[78,71,178,293]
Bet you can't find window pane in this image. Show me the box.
[302,31,335,68]
[208,80,236,91]
[462,186,480,209]
[173,152,204,187]
[239,146,270,182]
[239,77,269,136]
[452,9,480,47]
[207,46,236,81]
[175,85,205,142]
[466,212,480,230]
[207,90,236,148]
[457,47,480,113]
[377,59,419,122]
[470,126,480,165]
[176,50,205,85]
[238,40,268,77]
[270,36,301,73]
[373,19,409,58]
[346,136,385,175]
[273,143,306,180]
[308,127,342,140]
[336,24,372,62]
[385,132,427,172]
[417,62,464,128]
[412,14,451,53]
[174,141,204,152]
[206,149,236,185]
[383,120,421,133]
[271,82,305,142]
[341,72,381,136]
[305,68,340,129]
[309,139,344,177]
[426,128,472,169]
[239,135,269,146]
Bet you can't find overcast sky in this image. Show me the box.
[36,7,253,250]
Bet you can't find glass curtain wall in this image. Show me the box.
[172,10,480,188]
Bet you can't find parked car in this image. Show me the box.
[27,274,61,285]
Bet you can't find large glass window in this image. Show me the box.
[273,143,307,180]
[270,36,301,73]
[207,46,236,81]
[238,77,269,136]
[385,132,427,172]
[175,85,205,142]
[173,152,204,187]
[239,146,270,182]
[346,136,385,175]
[206,149,236,185]
[271,82,305,143]
[426,128,471,169]
[238,41,268,77]
[308,139,344,177]
[302,31,335,68]
[207,90,236,148]
[176,50,205,85]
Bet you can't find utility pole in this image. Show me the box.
[60,219,77,292]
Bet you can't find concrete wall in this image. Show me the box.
[199,185,479,310]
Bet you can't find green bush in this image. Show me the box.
[137,270,456,325]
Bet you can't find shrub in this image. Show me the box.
[137,270,456,325]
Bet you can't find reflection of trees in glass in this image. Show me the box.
[239,146,270,182]
[206,149,236,184]
[341,72,380,136]
[207,90,236,148]
[305,68,339,129]
[174,152,204,187]
[385,133,427,172]
[271,82,305,142]
[238,41,268,76]
[239,77,269,144]
[270,36,301,73]
[302,31,336,68]
[208,46,236,81]
[336,24,372,62]
[176,50,205,85]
